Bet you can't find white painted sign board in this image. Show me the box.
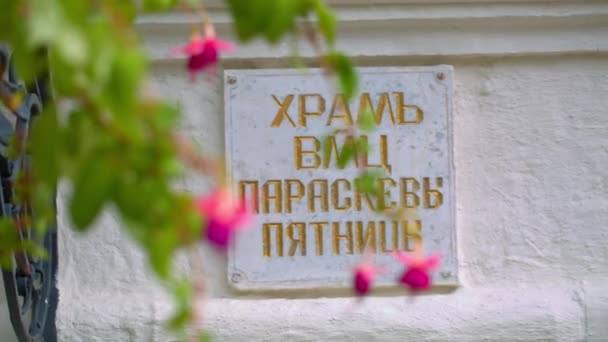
[225,67,457,290]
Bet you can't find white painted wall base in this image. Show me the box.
[59,286,585,341]
[56,1,608,341]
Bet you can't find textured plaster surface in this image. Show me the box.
[56,55,608,342]
[56,2,608,340]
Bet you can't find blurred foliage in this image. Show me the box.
[0,0,366,336]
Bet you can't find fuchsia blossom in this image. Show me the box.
[170,23,234,81]
[353,251,385,296]
[195,188,252,250]
[394,251,441,292]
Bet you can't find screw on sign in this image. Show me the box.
[231,272,243,283]
[440,271,452,279]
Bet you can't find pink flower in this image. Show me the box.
[352,251,385,296]
[394,251,441,292]
[195,188,252,250]
[170,24,234,81]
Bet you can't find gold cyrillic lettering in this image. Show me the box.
[402,220,422,252]
[262,180,283,213]
[263,223,284,257]
[326,94,353,126]
[285,179,305,213]
[358,92,396,126]
[239,180,259,213]
[423,177,443,209]
[294,136,321,170]
[355,221,376,254]
[323,135,361,169]
[270,95,296,127]
[332,221,354,255]
[331,179,352,211]
[400,177,420,208]
[377,178,397,211]
[286,222,306,256]
[308,179,329,212]
[355,178,376,211]
[298,94,325,127]
[361,135,391,174]
[394,92,423,124]
[379,221,399,253]
[311,221,329,256]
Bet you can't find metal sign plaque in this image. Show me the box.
[224,66,457,290]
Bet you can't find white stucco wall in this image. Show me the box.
[57,1,608,341]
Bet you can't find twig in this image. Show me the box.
[186,244,207,342]
[172,133,222,176]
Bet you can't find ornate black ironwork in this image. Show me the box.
[0,45,57,342]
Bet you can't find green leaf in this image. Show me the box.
[228,0,302,43]
[113,181,147,222]
[0,1,20,41]
[151,102,179,131]
[183,0,205,7]
[167,306,190,331]
[20,240,48,259]
[47,50,77,95]
[111,1,138,24]
[0,219,49,268]
[28,1,88,67]
[141,0,180,12]
[31,184,56,236]
[199,331,213,342]
[159,157,183,179]
[355,171,379,194]
[337,139,355,169]
[30,106,60,187]
[56,26,88,66]
[62,110,94,162]
[0,219,20,268]
[85,21,117,85]
[357,109,376,133]
[105,49,146,114]
[264,0,298,43]
[325,52,357,100]
[146,220,179,278]
[296,0,315,16]
[226,0,263,42]
[59,0,90,25]
[27,0,62,46]
[167,278,193,331]
[314,0,336,46]
[69,157,115,231]
[114,173,172,221]
[354,137,370,154]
